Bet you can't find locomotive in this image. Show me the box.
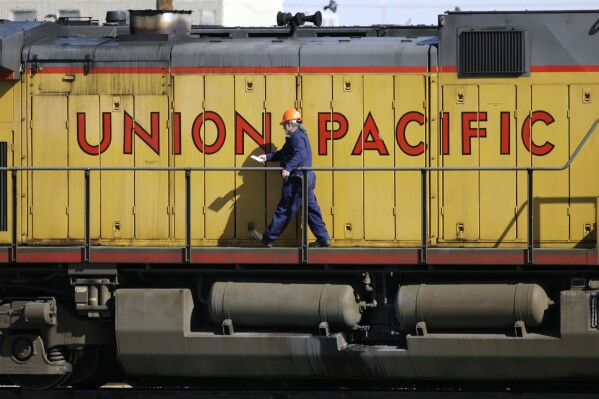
[0,5,598,389]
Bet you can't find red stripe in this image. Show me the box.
[531,65,599,72]
[191,252,300,264]
[37,66,166,74]
[0,71,14,79]
[439,65,599,73]
[0,248,596,266]
[301,66,427,74]
[427,252,525,265]
[17,250,82,263]
[172,66,297,74]
[90,250,182,263]
[309,252,419,264]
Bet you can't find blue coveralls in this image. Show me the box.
[263,128,330,244]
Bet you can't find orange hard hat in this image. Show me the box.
[280,108,302,125]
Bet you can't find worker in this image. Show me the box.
[251,108,331,248]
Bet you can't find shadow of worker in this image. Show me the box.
[208,146,278,247]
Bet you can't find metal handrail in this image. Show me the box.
[4,117,599,264]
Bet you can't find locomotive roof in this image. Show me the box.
[22,35,434,69]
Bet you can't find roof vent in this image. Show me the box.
[459,29,527,76]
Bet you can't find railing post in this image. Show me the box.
[421,169,427,264]
[527,168,533,265]
[301,169,308,264]
[11,170,17,263]
[185,169,191,264]
[84,169,90,263]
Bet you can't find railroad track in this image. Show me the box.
[0,383,598,399]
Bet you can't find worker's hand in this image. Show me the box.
[282,169,290,181]
[257,154,267,162]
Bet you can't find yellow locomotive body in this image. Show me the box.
[2,20,597,252]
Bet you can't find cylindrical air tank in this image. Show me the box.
[208,282,362,329]
[395,283,551,330]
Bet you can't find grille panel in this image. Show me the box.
[459,30,526,76]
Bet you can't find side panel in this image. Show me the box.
[173,75,205,241]
[531,85,569,242]
[479,85,517,242]
[332,75,363,241]
[0,82,14,244]
[134,95,169,240]
[67,95,101,239]
[302,75,333,241]
[569,84,599,245]
[364,75,395,241]
[441,85,479,241]
[100,95,134,240]
[204,76,235,241]
[265,75,297,240]
[235,75,266,240]
[31,95,68,239]
[395,75,427,242]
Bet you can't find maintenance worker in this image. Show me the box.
[251,108,331,248]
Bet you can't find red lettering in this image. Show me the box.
[77,112,112,156]
[124,111,160,155]
[521,111,555,156]
[396,111,425,156]
[462,112,487,155]
[318,112,348,156]
[173,112,181,155]
[235,112,271,155]
[500,112,510,155]
[263,112,272,153]
[442,112,450,155]
[192,111,226,154]
[352,113,389,155]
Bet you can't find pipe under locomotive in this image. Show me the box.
[0,6,597,389]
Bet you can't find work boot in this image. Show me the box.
[309,239,330,247]
[251,229,273,248]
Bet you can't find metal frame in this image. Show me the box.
[5,118,599,265]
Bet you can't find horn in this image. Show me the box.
[296,11,322,27]
[276,11,293,26]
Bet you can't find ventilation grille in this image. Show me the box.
[459,30,526,76]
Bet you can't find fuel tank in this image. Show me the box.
[395,283,551,330]
[208,282,362,329]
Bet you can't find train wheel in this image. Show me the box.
[8,345,75,390]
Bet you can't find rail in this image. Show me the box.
[3,117,599,265]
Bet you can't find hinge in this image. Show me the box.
[330,100,334,109]
[171,206,175,215]
[567,207,571,216]
[66,120,69,129]
[567,110,571,119]
[202,100,206,109]
[514,110,518,119]
[330,206,334,215]
[515,207,518,216]
[66,206,69,215]
[263,100,267,109]
[296,75,301,86]
[10,143,14,152]
[132,206,136,215]
[29,206,32,215]
[440,206,444,215]
[203,206,206,215]
[423,100,427,109]
[393,207,396,216]
[392,101,396,109]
